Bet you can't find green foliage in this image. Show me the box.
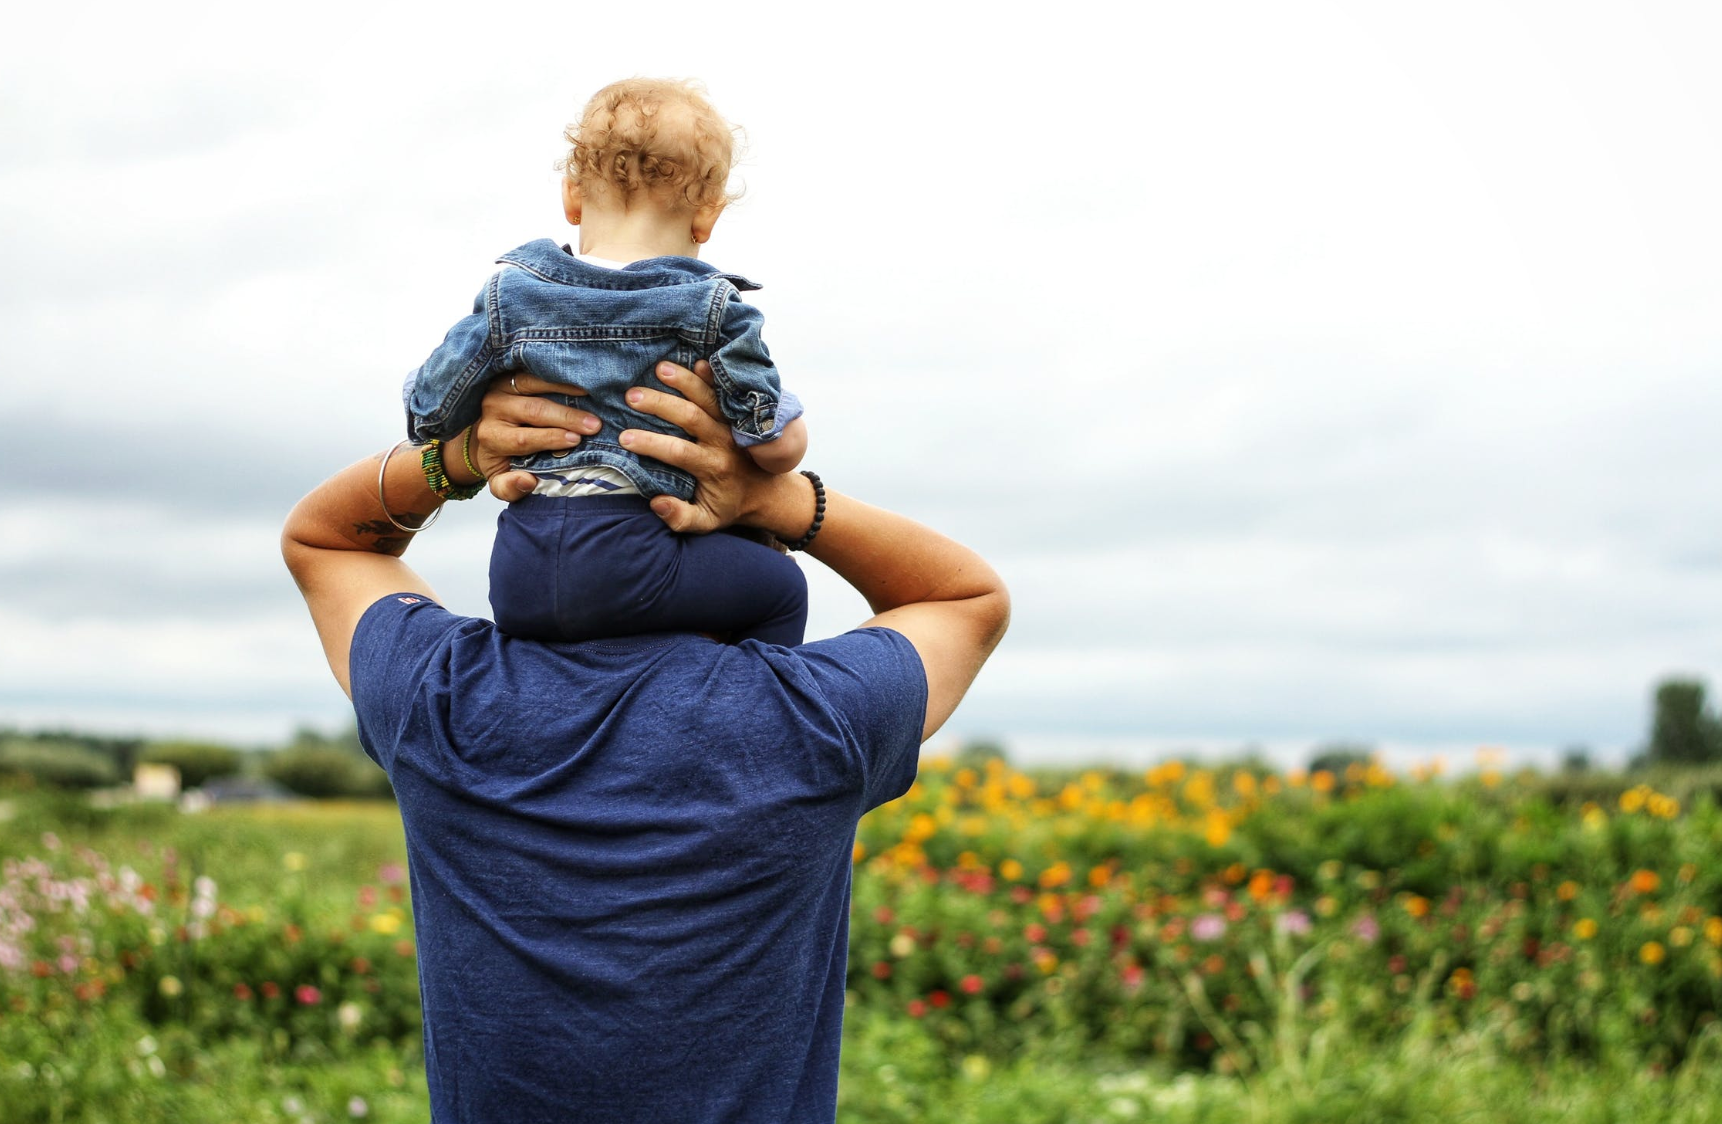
[5,764,1722,1122]
[1305,742,1373,779]
[0,740,120,789]
[263,747,392,800]
[138,741,243,790]
[1650,679,1722,766]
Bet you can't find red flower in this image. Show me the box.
[233,983,254,1001]
[295,985,322,1005]
[871,961,892,980]
[1024,923,1048,944]
[959,974,984,995]
[873,906,894,925]
[1120,964,1145,990]
[929,990,951,1009]
[261,981,281,1000]
[907,999,928,1018]
[1071,929,1091,947]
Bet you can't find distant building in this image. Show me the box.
[133,762,181,801]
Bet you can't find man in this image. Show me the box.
[282,363,1009,1123]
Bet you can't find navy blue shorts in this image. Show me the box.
[489,495,808,646]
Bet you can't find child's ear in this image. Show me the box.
[691,203,725,245]
[561,178,583,226]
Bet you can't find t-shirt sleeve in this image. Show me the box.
[348,593,468,772]
[789,627,928,812]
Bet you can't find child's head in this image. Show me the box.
[559,78,741,219]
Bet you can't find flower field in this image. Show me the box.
[4,756,1722,1123]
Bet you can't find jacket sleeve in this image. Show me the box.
[708,290,803,447]
[402,282,500,442]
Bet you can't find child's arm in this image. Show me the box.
[403,279,501,443]
[746,415,807,474]
[708,289,806,468]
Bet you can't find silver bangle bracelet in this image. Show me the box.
[377,439,443,534]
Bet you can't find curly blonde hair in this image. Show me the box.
[558,78,742,212]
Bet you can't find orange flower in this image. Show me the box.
[1555,881,1580,902]
[1628,870,1660,896]
[1640,941,1666,966]
[1402,894,1431,919]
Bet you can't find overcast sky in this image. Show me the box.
[2,1,1718,768]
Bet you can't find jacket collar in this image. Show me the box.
[495,239,762,292]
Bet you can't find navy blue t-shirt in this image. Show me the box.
[349,594,926,1124]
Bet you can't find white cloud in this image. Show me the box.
[2,0,1720,758]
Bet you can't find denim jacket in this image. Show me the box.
[404,239,800,501]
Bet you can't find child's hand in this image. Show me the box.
[472,374,600,499]
[745,416,807,475]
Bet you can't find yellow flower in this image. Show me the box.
[1705,917,1722,946]
[1671,926,1694,948]
[283,852,308,872]
[1573,918,1598,940]
[1310,770,1335,794]
[1038,862,1072,890]
[1619,787,1647,814]
[1031,948,1059,974]
[1647,794,1680,819]
[889,933,916,958]
[370,913,402,936]
[852,842,866,864]
[1315,895,1339,918]
[999,859,1024,882]
[1640,941,1666,966]
[158,976,183,997]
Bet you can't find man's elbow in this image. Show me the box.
[977,578,1011,655]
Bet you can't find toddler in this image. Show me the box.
[404,78,809,646]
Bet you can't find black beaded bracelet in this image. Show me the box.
[785,470,826,552]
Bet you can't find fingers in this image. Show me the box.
[507,374,588,397]
[647,496,717,535]
[626,381,728,445]
[489,470,539,503]
[618,426,709,474]
[657,361,723,423]
[485,389,601,437]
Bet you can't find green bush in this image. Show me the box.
[0,740,119,789]
[137,741,243,790]
[263,746,392,800]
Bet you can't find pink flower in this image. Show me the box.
[1351,915,1381,943]
[1191,913,1227,942]
[378,863,405,885]
[1276,910,1312,936]
[295,985,322,1005]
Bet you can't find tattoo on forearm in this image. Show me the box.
[352,519,413,556]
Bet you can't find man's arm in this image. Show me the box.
[282,376,601,696]
[623,365,1009,741]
